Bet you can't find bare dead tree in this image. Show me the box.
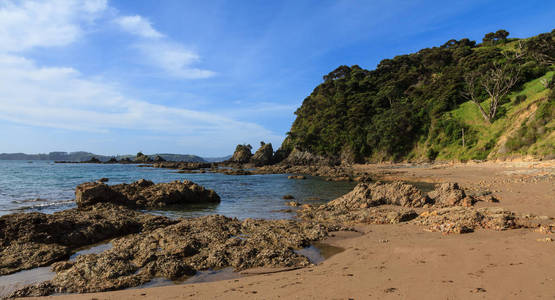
[464,71,491,122]
[464,62,520,123]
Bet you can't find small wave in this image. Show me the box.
[16,200,75,211]
[11,198,49,204]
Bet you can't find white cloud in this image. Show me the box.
[115,15,164,39]
[0,0,252,154]
[0,0,107,52]
[135,42,216,79]
[0,54,276,145]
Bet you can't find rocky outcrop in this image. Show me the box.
[251,142,274,166]
[10,216,336,297]
[282,148,335,166]
[428,182,476,207]
[134,152,152,163]
[327,181,431,209]
[413,207,524,234]
[0,203,174,276]
[153,155,166,162]
[75,179,221,209]
[298,181,427,225]
[230,144,252,163]
[299,181,548,234]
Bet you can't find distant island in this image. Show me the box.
[0,151,230,163]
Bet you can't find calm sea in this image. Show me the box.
[0,160,356,219]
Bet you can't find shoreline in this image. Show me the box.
[4,160,555,299]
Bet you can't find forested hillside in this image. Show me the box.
[281,30,555,162]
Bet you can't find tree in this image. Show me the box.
[525,32,555,66]
[482,30,510,46]
[464,62,520,123]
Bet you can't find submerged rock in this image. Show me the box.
[0,203,174,276]
[75,179,220,209]
[288,175,306,180]
[10,216,335,297]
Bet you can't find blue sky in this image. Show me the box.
[0,0,553,156]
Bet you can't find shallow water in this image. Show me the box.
[0,160,356,219]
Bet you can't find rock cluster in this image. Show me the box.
[10,216,335,297]
[75,179,220,209]
[0,204,174,276]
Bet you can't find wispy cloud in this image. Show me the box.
[0,0,107,52]
[134,42,216,79]
[114,13,215,79]
[0,53,274,139]
[0,0,278,154]
[115,15,164,39]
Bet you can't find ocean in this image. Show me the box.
[0,160,356,219]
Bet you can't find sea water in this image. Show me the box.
[0,160,356,219]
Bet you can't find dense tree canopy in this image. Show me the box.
[283,30,554,162]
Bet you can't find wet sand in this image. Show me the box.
[22,160,555,299]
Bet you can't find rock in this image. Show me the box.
[428,182,476,207]
[11,216,334,296]
[282,195,295,200]
[75,182,124,207]
[282,148,335,166]
[223,169,252,175]
[75,180,221,209]
[134,152,152,163]
[0,203,174,275]
[84,157,100,163]
[413,207,524,234]
[327,181,430,209]
[251,142,274,166]
[151,161,211,170]
[286,201,300,207]
[326,176,352,181]
[97,177,109,183]
[230,144,253,164]
[288,175,306,180]
[153,155,166,162]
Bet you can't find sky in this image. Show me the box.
[0,0,553,156]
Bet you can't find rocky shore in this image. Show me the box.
[2,160,554,299]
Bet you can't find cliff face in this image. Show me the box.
[279,30,554,163]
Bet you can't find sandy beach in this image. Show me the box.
[20,160,555,300]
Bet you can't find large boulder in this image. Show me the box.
[75,179,221,208]
[230,144,252,163]
[251,142,274,166]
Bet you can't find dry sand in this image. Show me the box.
[24,161,555,299]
